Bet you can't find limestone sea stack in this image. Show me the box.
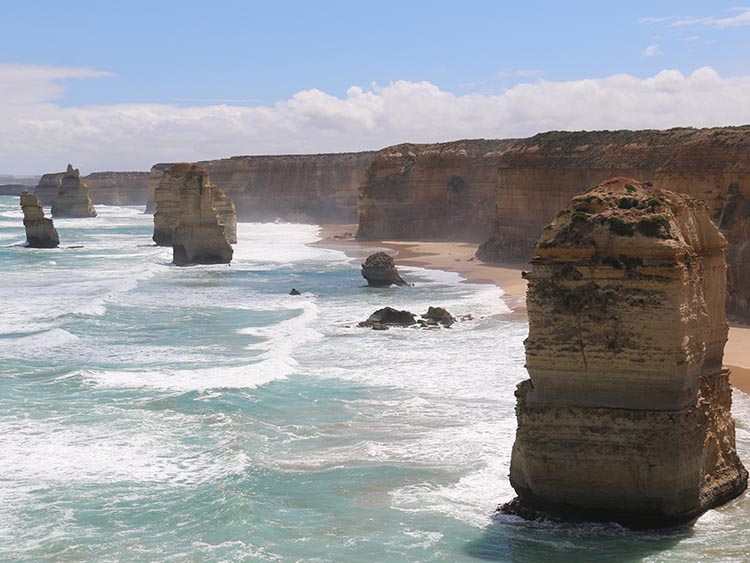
[361,252,408,287]
[163,163,233,266]
[153,164,237,246]
[502,177,747,527]
[51,165,97,218]
[20,191,59,248]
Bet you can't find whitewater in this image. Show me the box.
[0,196,749,563]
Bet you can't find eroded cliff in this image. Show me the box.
[84,172,150,205]
[51,164,97,218]
[147,152,374,222]
[502,178,747,526]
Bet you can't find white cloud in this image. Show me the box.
[642,8,750,29]
[642,44,662,57]
[2,63,750,173]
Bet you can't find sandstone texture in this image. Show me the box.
[361,252,408,286]
[20,191,59,248]
[503,178,747,526]
[147,152,374,222]
[153,164,237,246]
[160,163,233,266]
[51,165,97,218]
[83,171,150,205]
[357,140,514,242]
[34,171,64,205]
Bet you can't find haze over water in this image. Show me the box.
[0,197,748,561]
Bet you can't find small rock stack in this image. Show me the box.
[503,177,747,526]
[361,252,408,286]
[20,191,59,248]
[51,164,97,218]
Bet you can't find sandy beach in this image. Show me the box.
[318,224,750,394]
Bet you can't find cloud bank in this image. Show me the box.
[2,63,750,173]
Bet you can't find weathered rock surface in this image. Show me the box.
[503,178,748,526]
[423,306,455,327]
[147,152,374,222]
[361,252,408,287]
[34,171,64,205]
[20,191,59,248]
[164,163,233,266]
[84,171,150,205]
[357,140,514,242]
[51,165,97,218]
[358,307,417,328]
[153,164,237,246]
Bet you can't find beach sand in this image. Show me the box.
[317,224,750,393]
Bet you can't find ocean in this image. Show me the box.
[1,195,749,563]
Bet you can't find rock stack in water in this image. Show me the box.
[361,252,408,286]
[20,191,59,248]
[153,164,237,245]
[160,163,233,266]
[502,177,748,527]
[51,164,97,218]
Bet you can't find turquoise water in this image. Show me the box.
[1,195,749,563]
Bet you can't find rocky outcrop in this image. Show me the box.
[83,172,150,205]
[358,307,417,329]
[153,164,237,246]
[161,163,233,266]
[502,178,747,527]
[34,172,64,205]
[361,252,408,286]
[51,165,97,218]
[147,152,374,222]
[20,191,59,248]
[423,306,455,327]
[357,140,514,242]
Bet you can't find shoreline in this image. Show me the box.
[315,224,750,394]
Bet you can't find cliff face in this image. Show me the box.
[147,152,374,222]
[83,172,150,205]
[51,164,97,218]
[166,163,233,266]
[20,191,59,248]
[153,163,237,246]
[34,172,64,205]
[503,178,747,526]
[357,140,515,241]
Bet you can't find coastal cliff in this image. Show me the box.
[503,178,747,526]
[84,172,150,205]
[147,152,374,222]
[356,140,514,241]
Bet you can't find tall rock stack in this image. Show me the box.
[51,165,97,218]
[153,164,237,246]
[160,163,233,266]
[503,177,747,526]
[20,191,59,248]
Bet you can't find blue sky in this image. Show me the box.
[1,1,749,172]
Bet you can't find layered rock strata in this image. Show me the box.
[357,140,514,241]
[161,163,233,266]
[146,152,374,222]
[153,165,237,246]
[20,191,59,248]
[51,165,97,218]
[361,252,408,286]
[34,171,64,205]
[503,178,747,526]
[84,171,150,205]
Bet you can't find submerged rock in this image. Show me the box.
[423,306,456,327]
[51,164,97,218]
[165,164,233,266]
[153,163,237,246]
[20,191,59,248]
[358,307,416,327]
[361,252,408,287]
[502,177,748,527]
[289,288,301,296]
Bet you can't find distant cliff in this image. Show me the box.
[146,152,375,222]
[34,170,150,206]
[356,140,515,241]
[84,172,150,205]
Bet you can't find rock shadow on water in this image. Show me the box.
[463,513,690,563]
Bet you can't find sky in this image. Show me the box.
[2,0,750,174]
